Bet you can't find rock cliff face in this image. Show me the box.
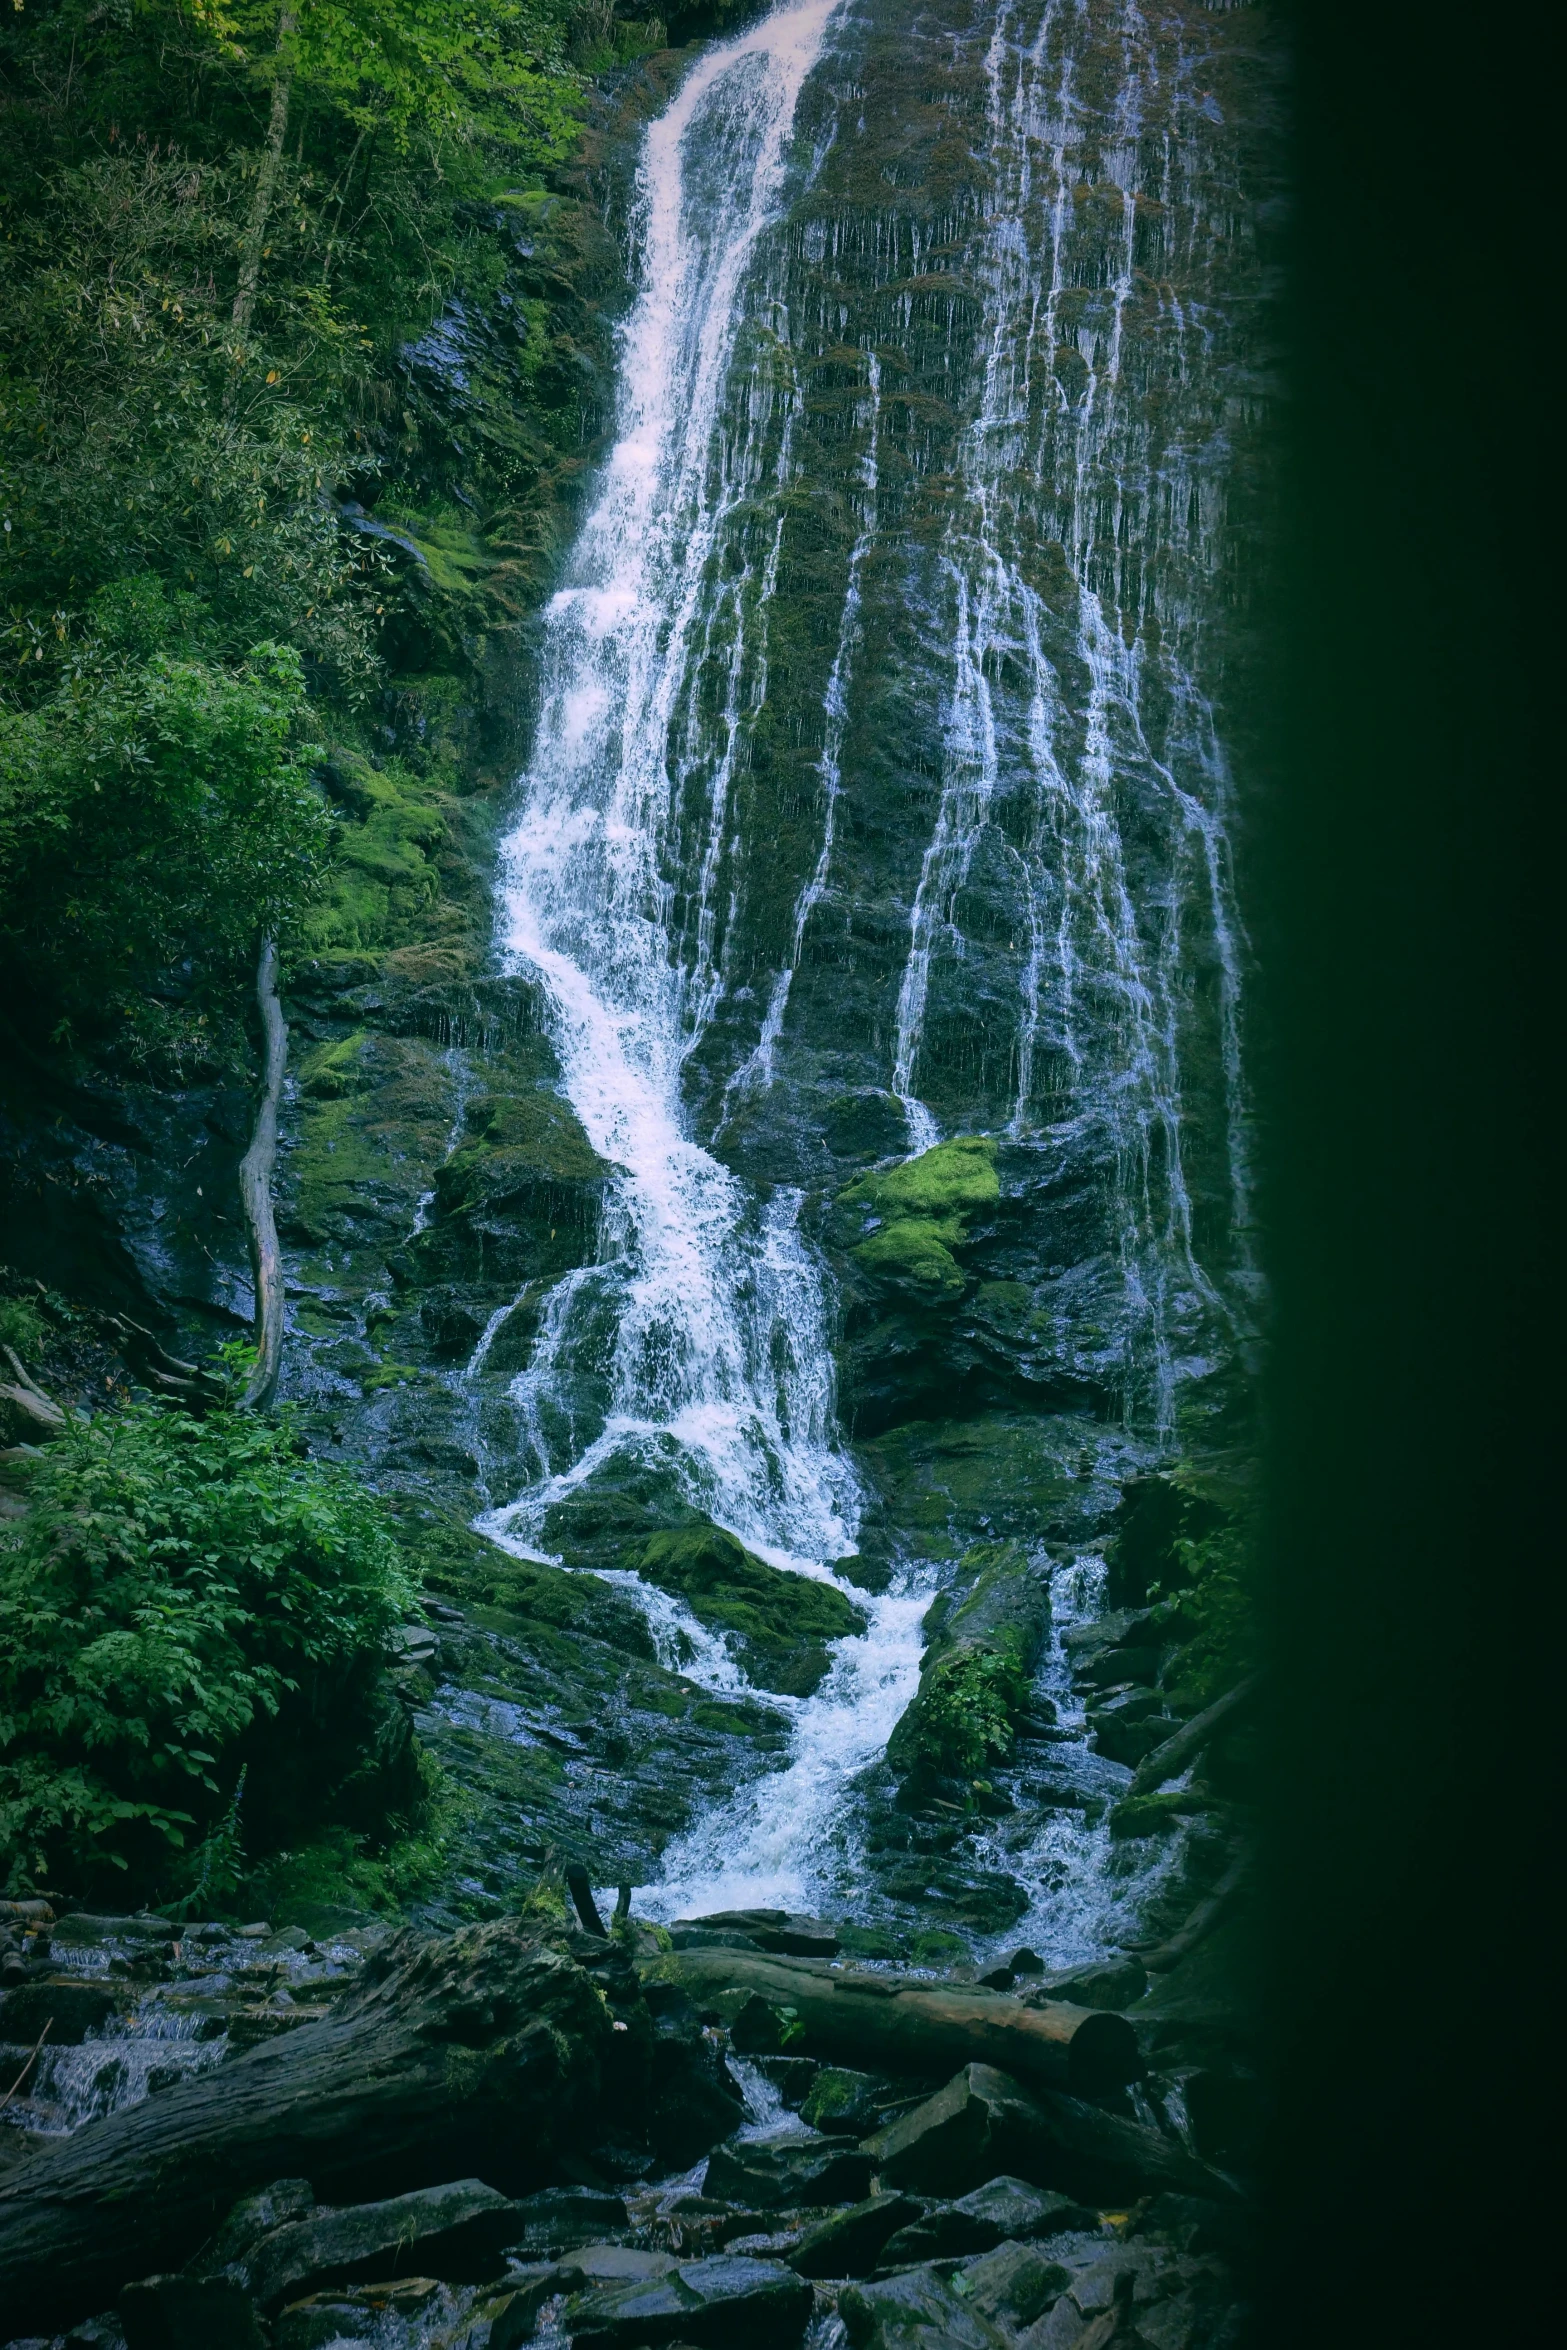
[0,2,1280,1951]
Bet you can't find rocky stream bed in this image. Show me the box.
[0,1888,1254,2350]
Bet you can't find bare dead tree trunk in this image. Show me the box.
[232,8,298,339]
[239,935,288,1411]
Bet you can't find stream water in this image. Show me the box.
[474,0,1267,1952]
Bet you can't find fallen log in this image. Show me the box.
[0,1919,621,2338]
[1127,1675,1258,1797]
[863,2061,1239,2205]
[657,1949,1139,2097]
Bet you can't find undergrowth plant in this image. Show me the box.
[0,1402,414,1897]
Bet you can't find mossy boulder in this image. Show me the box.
[410,1085,611,1302]
[886,1541,1052,1788]
[833,1136,1000,1296]
[636,1526,867,1698]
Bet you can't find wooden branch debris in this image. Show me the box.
[0,1920,617,2337]
[656,1948,1141,2097]
[1129,1854,1252,1974]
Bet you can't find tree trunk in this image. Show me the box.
[232,9,298,339]
[0,1922,618,2339]
[238,934,288,1411]
[1128,1674,1258,1797]
[658,1949,1140,2097]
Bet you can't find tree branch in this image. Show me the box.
[238,935,288,1412]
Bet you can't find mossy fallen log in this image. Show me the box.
[658,1948,1139,2097]
[0,1920,628,2338]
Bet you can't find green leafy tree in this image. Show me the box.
[0,596,331,1054]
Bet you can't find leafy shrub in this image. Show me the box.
[1160,1516,1254,1706]
[0,1403,414,1897]
[891,1642,1025,1782]
[0,1297,44,1362]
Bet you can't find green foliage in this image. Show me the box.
[243,1748,461,1923]
[0,1402,414,1895]
[895,1641,1025,1781]
[1159,1512,1254,1706]
[0,617,330,1051]
[0,1298,45,1362]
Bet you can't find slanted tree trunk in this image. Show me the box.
[0,1921,619,2339]
[232,9,298,339]
[658,1949,1139,2097]
[238,934,288,1411]
[1128,1675,1258,1797]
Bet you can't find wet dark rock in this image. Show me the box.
[787,2191,923,2278]
[674,1909,840,1960]
[556,2241,678,2284]
[705,2137,875,2210]
[641,1981,747,2167]
[237,2177,526,2307]
[491,2183,630,2260]
[60,2319,126,2350]
[270,2276,455,2348]
[880,2176,1093,2264]
[0,1981,124,2044]
[839,2263,1008,2348]
[635,1527,867,1698]
[1025,2244,1242,2350]
[567,2251,813,2348]
[199,2177,318,2272]
[886,1542,1053,1793]
[748,2055,820,2109]
[963,2237,1071,2331]
[865,2065,1054,2198]
[118,2273,267,2350]
[1089,1697,1181,1767]
[0,1920,621,2335]
[799,2066,909,2137]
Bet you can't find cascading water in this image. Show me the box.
[474,0,934,1910]
[482,0,861,1570]
[465,0,1271,1944]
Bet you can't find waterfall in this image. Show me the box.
[469,0,1267,1935]
[483,0,861,1573]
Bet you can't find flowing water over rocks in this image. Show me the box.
[417,0,1281,1958]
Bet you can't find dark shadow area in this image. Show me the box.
[1262,2,1554,2339]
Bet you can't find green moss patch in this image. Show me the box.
[637,1525,866,1698]
[834,1135,1000,1295]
